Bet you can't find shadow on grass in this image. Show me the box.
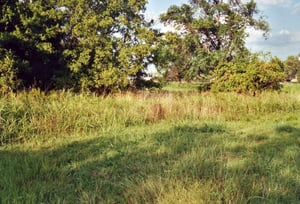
[0,123,299,203]
[225,124,300,203]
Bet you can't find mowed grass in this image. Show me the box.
[0,84,300,203]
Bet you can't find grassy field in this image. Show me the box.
[0,84,300,203]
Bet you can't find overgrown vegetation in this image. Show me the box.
[1,0,287,94]
[1,84,300,203]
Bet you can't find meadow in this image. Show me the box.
[0,83,300,203]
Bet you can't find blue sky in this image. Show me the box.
[146,0,300,60]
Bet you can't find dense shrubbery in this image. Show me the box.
[211,56,286,94]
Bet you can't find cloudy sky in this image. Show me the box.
[146,0,300,60]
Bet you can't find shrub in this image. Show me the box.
[0,49,20,94]
[211,56,286,94]
[198,81,212,92]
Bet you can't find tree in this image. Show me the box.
[155,30,217,81]
[158,0,269,81]
[0,0,65,90]
[0,0,156,93]
[284,54,300,81]
[59,0,156,93]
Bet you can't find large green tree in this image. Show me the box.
[0,0,155,93]
[158,0,269,81]
[0,0,65,90]
[58,0,156,93]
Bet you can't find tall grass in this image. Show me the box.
[1,88,300,144]
[0,85,300,203]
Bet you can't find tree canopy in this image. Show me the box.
[0,0,65,90]
[0,0,156,93]
[157,0,269,81]
[60,0,157,93]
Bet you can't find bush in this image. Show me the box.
[0,49,20,94]
[134,78,162,90]
[198,81,212,92]
[211,56,286,94]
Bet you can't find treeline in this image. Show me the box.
[0,0,295,94]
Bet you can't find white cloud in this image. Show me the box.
[279,29,290,35]
[246,28,300,59]
[246,28,265,40]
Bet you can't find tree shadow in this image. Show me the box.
[1,123,299,203]
[223,124,300,203]
[0,123,226,203]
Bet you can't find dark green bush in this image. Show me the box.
[134,78,162,90]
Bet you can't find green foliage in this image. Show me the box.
[158,0,269,81]
[58,0,156,93]
[284,54,300,81]
[156,32,218,81]
[198,81,212,92]
[0,0,65,89]
[211,55,286,93]
[134,78,162,90]
[0,49,20,94]
[0,0,155,93]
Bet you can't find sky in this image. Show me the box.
[146,0,300,60]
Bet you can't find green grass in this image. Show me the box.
[0,85,300,203]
